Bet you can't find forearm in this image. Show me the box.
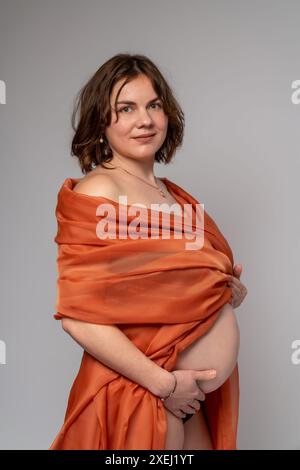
[62,318,174,398]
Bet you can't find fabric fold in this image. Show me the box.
[49,176,239,450]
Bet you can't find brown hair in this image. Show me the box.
[71,53,185,174]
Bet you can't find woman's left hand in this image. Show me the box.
[227,264,248,309]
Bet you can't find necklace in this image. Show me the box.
[113,165,167,198]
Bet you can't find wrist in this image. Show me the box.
[152,369,177,399]
[160,372,177,401]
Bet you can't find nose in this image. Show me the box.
[135,107,154,127]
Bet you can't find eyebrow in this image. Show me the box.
[116,96,161,105]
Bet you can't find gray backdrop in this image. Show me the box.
[0,0,299,450]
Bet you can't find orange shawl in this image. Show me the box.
[49,176,239,450]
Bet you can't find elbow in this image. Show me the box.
[61,317,74,333]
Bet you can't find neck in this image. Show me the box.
[107,155,157,185]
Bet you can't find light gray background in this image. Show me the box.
[0,0,299,450]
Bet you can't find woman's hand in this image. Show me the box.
[228,264,248,309]
[161,369,217,419]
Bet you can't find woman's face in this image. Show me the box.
[104,74,168,163]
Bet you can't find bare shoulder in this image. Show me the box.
[73,172,121,200]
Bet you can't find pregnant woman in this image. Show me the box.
[49,53,247,450]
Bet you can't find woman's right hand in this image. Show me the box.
[161,369,217,419]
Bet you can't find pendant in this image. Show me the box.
[159,189,167,198]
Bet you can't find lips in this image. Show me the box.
[133,133,156,139]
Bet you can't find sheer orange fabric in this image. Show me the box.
[49,176,239,450]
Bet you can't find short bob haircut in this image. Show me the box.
[71,53,185,174]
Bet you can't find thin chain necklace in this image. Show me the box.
[113,165,167,198]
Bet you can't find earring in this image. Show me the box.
[99,135,109,155]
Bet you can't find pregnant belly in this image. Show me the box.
[174,302,240,394]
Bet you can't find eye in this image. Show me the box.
[150,102,162,109]
[119,106,132,113]
[118,102,162,113]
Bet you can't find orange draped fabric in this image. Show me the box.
[49,176,239,450]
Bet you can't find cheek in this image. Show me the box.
[160,121,169,141]
[155,114,168,132]
[109,124,131,141]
